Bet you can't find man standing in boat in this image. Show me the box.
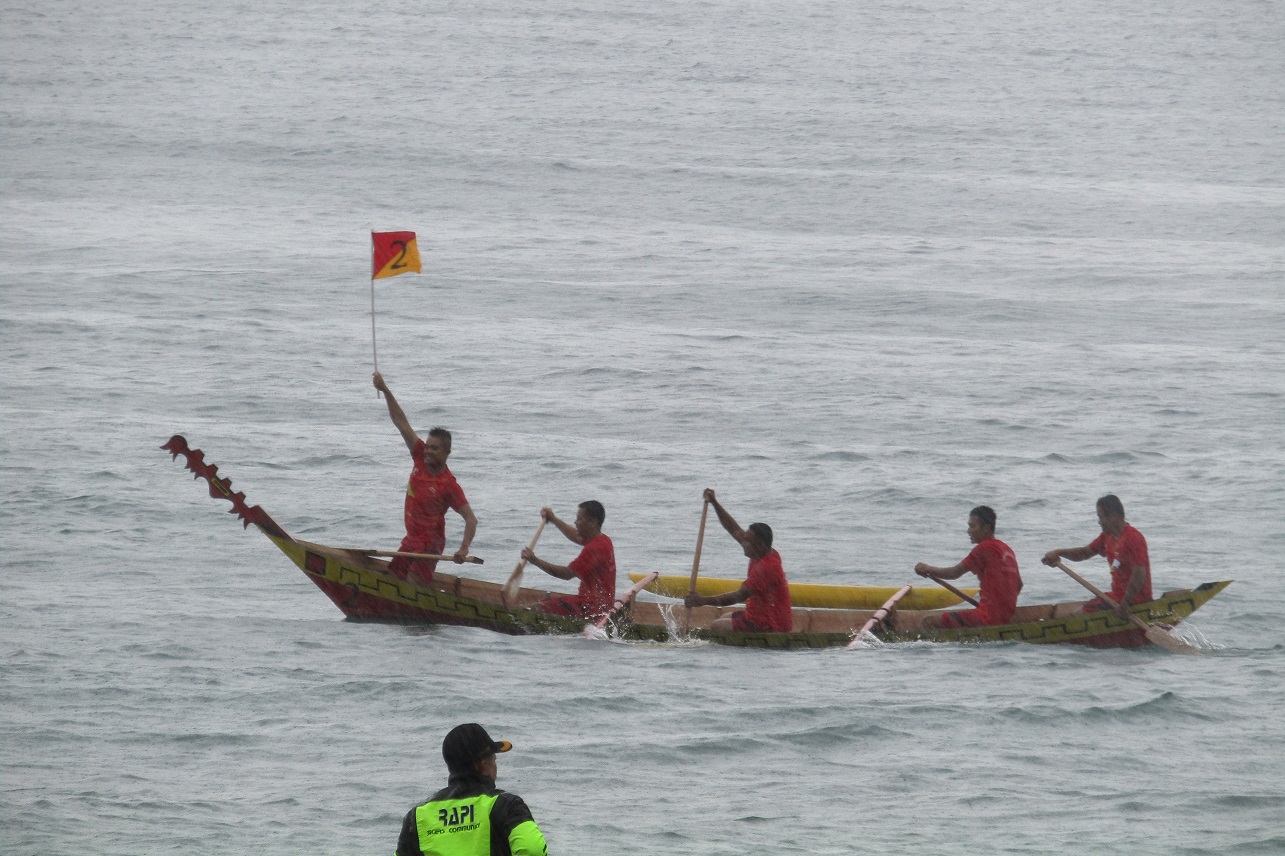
[373,372,477,585]
[521,501,616,619]
[913,505,1023,628]
[683,489,792,633]
[395,722,548,856]
[1042,493,1152,619]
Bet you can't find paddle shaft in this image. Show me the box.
[682,501,710,637]
[587,571,661,634]
[503,518,547,604]
[364,550,482,564]
[848,584,913,648]
[929,574,980,607]
[1055,561,1200,655]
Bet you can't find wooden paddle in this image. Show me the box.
[502,518,547,608]
[680,500,710,639]
[847,584,913,649]
[1055,561,1201,655]
[585,571,661,638]
[352,549,483,564]
[928,574,980,607]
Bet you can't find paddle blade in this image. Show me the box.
[501,567,523,608]
[1055,562,1203,655]
[846,584,912,650]
[503,517,547,609]
[846,630,884,650]
[1145,624,1203,655]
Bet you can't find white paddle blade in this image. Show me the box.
[501,568,523,608]
[503,517,548,608]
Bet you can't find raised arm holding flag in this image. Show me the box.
[372,371,476,585]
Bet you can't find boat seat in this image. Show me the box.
[1051,601,1084,618]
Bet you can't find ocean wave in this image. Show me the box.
[808,449,872,463]
[999,691,1221,724]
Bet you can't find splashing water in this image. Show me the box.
[657,604,707,646]
[847,630,885,650]
[1175,622,1222,652]
[582,622,610,642]
[659,604,680,638]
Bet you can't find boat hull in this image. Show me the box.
[278,535,1230,650]
[165,435,1231,651]
[276,535,671,641]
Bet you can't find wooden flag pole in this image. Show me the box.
[369,232,380,397]
[370,276,379,373]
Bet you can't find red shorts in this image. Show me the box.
[729,611,771,633]
[389,534,441,584]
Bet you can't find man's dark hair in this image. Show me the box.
[748,522,773,550]
[579,500,605,527]
[428,426,452,453]
[1096,494,1125,518]
[969,505,997,531]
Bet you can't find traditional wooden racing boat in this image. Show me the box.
[164,436,1231,650]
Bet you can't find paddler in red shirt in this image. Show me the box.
[1042,493,1153,620]
[913,505,1023,628]
[683,489,792,633]
[521,501,617,620]
[373,372,477,585]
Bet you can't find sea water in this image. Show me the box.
[2,0,1283,853]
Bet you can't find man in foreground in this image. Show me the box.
[913,505,1023,628]
[683,489,792,633]
[1043,493,1152,619]
[521,501,616,619]
[373,372,477,584]
[395,723,548,856]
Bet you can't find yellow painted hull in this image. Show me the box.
[630,573,979,610]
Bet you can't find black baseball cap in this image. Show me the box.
[442,723,512,771]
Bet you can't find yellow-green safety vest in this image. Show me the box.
[410,791,548,856]
[415,793,497,855]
